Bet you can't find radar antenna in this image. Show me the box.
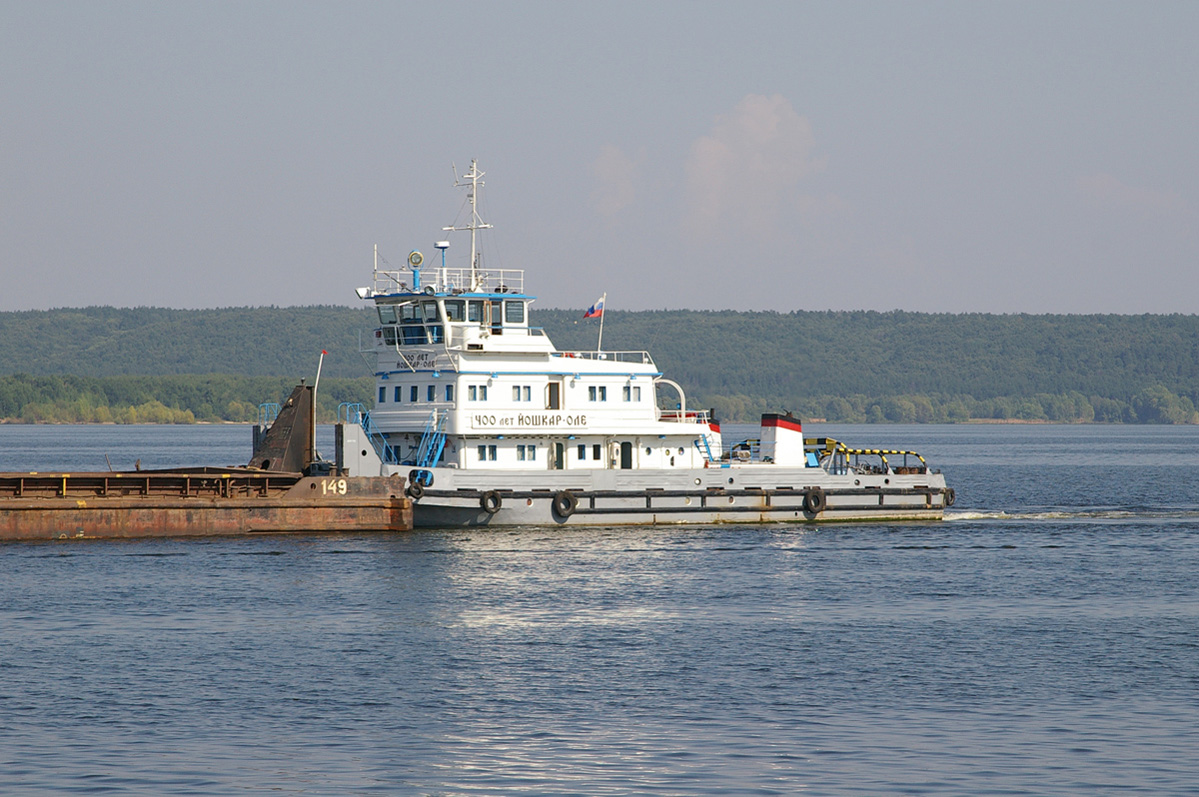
[443,159,493,291]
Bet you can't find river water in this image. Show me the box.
[2,423,1199,795]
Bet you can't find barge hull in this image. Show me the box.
[0,471,412,541]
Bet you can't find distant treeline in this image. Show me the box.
[0,374,373,424]
[3,306,1199,423]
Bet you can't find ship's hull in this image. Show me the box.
[398,465,949,527]
[0,470,412,541]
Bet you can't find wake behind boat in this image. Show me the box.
[335,160,953,525]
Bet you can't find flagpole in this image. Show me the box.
[597,293,607,353]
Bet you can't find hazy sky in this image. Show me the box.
[3,1,1197,313]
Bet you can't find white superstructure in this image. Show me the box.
[337,161,952,525]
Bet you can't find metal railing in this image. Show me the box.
[257,402,280,427]
[337,403,399,465]
[552,350,654,364]
[373,267,525,296]
[658,409,712,424]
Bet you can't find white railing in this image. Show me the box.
[373,267,525,296]
[658,409,712,424]
[552,350,654,364]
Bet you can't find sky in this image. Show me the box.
[2,1,1197,314]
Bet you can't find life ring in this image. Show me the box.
[480,490,503,514]
[803,487,826,514]
[406,481,424,500]
[943,487,956,507]
[552,490,578,519]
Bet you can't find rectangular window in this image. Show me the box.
[469,385,477,401]
[623,386,631,401]
[517,445,526,461]
[599,386,607,401]
[522,386,531,402]
[488,445,497,461]
[479,385,487,401]
[444,300,465,322]
[527,445,535,461]
[410,386,418,402]
[593,444,602,460]
[379,386,386,403]
[427,385,435,402]
[394,386,402,402]
[588,386,596,401]
[513,386,521,401]
[634,386,641,401]
[505,301,525,324]
[445,385,454,402]
[478,445,487,461]
[578,444,586,460]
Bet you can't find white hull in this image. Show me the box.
[393,464,949,527]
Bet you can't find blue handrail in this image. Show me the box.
[337,402,399,465]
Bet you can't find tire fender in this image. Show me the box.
[803,486,827,514]
[480,490,503,514]
[552,490,578,519]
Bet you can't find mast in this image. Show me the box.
[443,159,493,290]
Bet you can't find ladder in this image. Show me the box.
[337,403,399,465]
[415,410,447,470]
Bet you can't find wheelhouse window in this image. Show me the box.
[377,305,398,325]
[444,300,465,322]
[468,300,484,322]
[505,301,525,324]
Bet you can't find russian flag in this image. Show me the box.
[583,294,605,318]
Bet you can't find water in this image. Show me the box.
[3,423,1199,795]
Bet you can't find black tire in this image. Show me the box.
[552,490,578,519]
[408,469,433,488]
[803,486,827,514]
[943,487,956,507]
[480,490,503,514]
[406,481,424,500]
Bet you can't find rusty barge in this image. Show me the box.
[0,383,412,541]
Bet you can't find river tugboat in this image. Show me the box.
[336,161,952,525]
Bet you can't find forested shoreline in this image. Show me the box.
[2,306,1198,424]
